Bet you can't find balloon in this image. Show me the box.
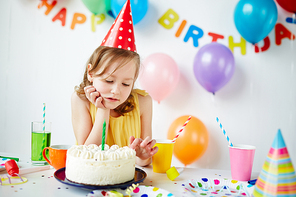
[167,116,209,166]
[105,0,111,12]
[193,42,235,94]
[276,0,296,13]
[139,53,180,103]
[234,0,278,44]
[82,0,106,15]
[111,0,148,25]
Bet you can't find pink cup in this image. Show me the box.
[229,144,256,181]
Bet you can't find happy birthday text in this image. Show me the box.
[38,1,296,55]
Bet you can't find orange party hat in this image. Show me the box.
[101,0,136,52]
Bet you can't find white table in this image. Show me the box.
[0,152,259,197]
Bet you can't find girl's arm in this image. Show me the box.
[84,108,110,145]
[129,94,158,166]
[71,92,109,145]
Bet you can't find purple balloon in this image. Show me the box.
[193,42,235,94]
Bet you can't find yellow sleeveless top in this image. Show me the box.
[89,89,148,147]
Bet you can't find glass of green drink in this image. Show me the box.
[31,121,51,165]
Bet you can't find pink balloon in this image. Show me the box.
[139,53,180,103]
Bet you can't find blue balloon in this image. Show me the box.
[234,0,278,44]
[111,0,148,25]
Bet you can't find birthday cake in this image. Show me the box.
[65,144,136,185]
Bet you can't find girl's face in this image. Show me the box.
[89,59,136,109]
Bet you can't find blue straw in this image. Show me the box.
[216,117,233,147]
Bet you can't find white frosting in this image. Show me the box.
[110,144,119,150]
[66,144,136,185]
[81,150,93,159]
[67,144,135,160]
[98,144,109,151]
[94,151,106,161]
[87,144,99,150]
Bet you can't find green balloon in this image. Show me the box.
[105,0,111,11]
[82,0,106,15]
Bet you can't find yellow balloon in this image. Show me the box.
[167,115,209,166]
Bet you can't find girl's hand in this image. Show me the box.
[84,86,106,109]
[129,136,158,160]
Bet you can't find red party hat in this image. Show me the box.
[101,0,136,52]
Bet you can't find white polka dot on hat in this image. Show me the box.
[100,0,136,52]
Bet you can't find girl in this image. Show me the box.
[71,46,158,166]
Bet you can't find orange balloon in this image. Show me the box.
[167,115,209,166]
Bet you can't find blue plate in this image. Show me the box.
[54,167,147,190]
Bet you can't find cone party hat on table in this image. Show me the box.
[253,129,296,197]
[100,0,136,52]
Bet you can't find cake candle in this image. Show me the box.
[102,120,106,151]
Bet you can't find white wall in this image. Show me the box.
[0,0,295,173]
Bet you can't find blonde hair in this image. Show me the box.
[75,46,140,115]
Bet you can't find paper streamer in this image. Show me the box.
[4,159,19,176]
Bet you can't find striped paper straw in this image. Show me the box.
[172,116,192,143]
[216,117,233,147]
[39,103,46,160]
